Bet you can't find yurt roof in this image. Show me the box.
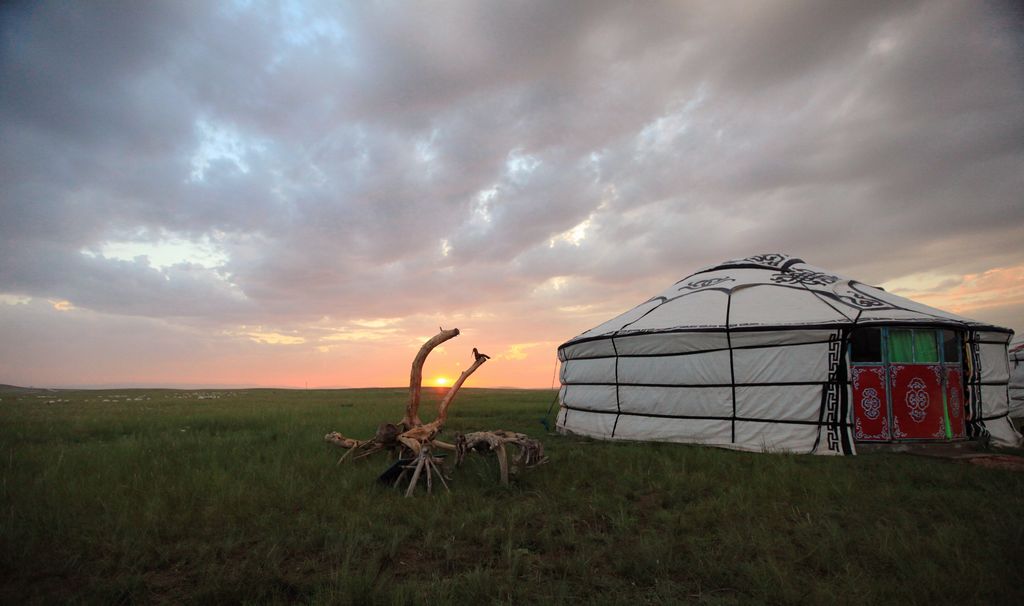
[563,253,1012,348]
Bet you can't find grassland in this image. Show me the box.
[1,386,1023,605]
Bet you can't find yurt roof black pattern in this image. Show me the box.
[563,254,1011,348]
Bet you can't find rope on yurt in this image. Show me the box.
[725,290,736,443]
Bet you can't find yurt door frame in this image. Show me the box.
[850,327,966,442]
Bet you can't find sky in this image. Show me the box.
[1,0,1022,389]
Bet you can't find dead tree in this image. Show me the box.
[325,328,545,495]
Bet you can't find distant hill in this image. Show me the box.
[0,384,58,394]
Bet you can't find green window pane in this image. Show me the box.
[914,330,939,363]
[889,330,914,363]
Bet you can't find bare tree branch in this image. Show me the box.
[434,354,488,428]
[403,328,460,429]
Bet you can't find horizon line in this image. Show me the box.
[0,382,557,391]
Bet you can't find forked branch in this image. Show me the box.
[403,328,460,429]
[434,353,489,428]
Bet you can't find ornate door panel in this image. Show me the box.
[852,366,889,441]
[889,364,946,440]
[944,366,966,439]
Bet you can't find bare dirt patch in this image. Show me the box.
[967,454,1024,472]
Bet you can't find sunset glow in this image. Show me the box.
[881,265,1024,316]
[0,2,1021,389]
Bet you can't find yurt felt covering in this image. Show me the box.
[557,254,1021,455]
[1010,339,1024,420]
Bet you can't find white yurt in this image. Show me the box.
[557,254,1020,455]
[1010,339,1024,421]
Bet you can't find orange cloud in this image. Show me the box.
[881,264,1024,315]
[49,299,76,312]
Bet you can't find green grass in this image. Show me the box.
[1,386,1023,604]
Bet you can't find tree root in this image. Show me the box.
[455,430,548,485]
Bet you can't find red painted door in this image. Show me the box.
[852,365,890,441]
[944,366,966,439]
[889,364,946,440]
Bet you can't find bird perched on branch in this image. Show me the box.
[472,348,490,362]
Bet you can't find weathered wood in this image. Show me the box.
[405,452,426,497]
[325,432,371,464]
[496,443,509,485]
[434,354,489,428]
[374,423,401,445]
[324,432,362,450]
[455,430,548,485]
[398,434,424,455]
[433,461,451,492]
[426,456,433,494]
[354,445,381,459]
[403,328,460,429]
[325,330,544,493]
[335,445,358,465]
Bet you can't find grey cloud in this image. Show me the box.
[1,0,1022,352]
[701,0,925,94]
[0,235,252,319]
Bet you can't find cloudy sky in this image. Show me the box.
[1,0,1022,388]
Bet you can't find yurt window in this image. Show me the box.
[850,328,882,363]
[889,329,914,363]
[887,328,942,364]
[915,331,939,362]
[942,329,961,363]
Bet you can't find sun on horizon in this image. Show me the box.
[434,377,450,387]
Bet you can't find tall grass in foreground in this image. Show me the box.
[1,387,1023,604]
